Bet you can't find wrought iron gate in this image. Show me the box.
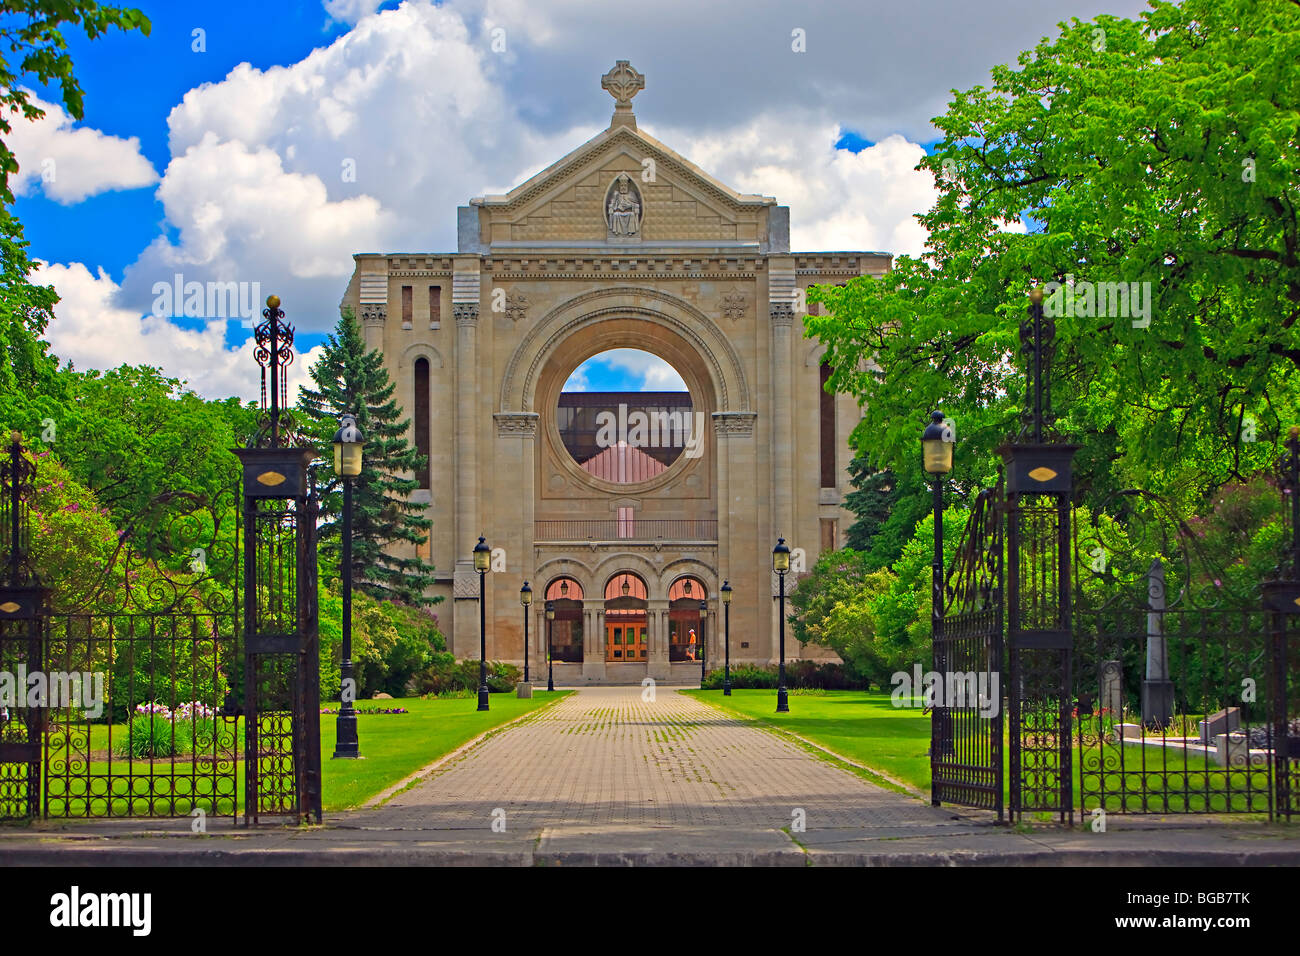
[931,292,1300,823]
[0,295,322,825]
[932,480,1004,818]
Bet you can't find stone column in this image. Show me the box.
[450,265,482,658]
[493,412,539,669]
[360,303,386,354]
[713,411,757,662]
[648,600,670,681]
[584,608,606,681]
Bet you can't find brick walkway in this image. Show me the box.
[342,686,963,837]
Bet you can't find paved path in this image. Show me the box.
[3,687,1299,864]
[347,686,959,836]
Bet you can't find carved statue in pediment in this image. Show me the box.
[606,174,642,238]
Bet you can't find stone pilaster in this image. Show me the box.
[583,608,605,681]
[648,601,670,681]
[451,263,481,658]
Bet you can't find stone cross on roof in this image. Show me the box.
[602,60,644,129]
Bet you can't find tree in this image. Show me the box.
[48,366,249,525]
[0,1,150,436]
[0,1,150,207]
[299,309,437,604]
[806,0,1300,511]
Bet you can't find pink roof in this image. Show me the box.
[580,442,667,483]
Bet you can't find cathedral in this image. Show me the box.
[339,62,890,682]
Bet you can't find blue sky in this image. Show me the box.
[11,0,1147,401]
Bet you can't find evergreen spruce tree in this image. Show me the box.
[299,308,438,604]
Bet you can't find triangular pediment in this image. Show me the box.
[469,124,776,247]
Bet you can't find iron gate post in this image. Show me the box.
[0,432,47,821]
[1000,289,1078,824]
[234,295,322,825]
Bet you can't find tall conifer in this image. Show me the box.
[299,308,438,604]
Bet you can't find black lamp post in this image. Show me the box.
[922,410,954,628]
[773,537,790,713]
[922,410,954,760]
[474,536,490,711]
[545,600,555,692]
[520,581,532,685]
[331,413,364,759]
[721,580,732,695]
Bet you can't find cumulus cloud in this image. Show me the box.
[37,261,323,403]
[78,0,1147,380]
[322,0,387,25]
[8,90,158,204]
[565,350,688,393]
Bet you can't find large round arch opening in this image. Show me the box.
[556,348,694,483]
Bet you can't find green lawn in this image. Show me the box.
[36,691,570,818]
[684,688,1275,816]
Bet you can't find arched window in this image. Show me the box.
[819,360,836,488]
[603,572,648,663]
[544,577,583,662]
[414,357,430,489]
[668,576,707,662]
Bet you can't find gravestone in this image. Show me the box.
[1199,706,1240,744]
[1142,559,1175,729]
[1099,660,1124,717]
[516,681,533,699]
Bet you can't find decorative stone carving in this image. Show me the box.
[504,293,529,323]
[712,411,757,437]
[769,302,795,326]
[494,412,539,438]
[453,303,479,325]
[453,567,479,599]
[602,60,644,106]
[721,289,747,321]
[360,303,387,325]
[606,173,642,239]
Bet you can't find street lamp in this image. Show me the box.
[773,537,791,713]
[922,409,955,762]
[331,413,363,759]
[921,410,953,628]
[545,599,555,692]
[720,580,733,695]
[474,536,491,711]
[699,598,708,686]
[519,581,532,685]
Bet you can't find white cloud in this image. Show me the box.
[651,120,936,257]
[8,90,158,204]
[322,0,387,25]
[567,349,687,393]
[37,261,323,403]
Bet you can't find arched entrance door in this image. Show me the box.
[668,576,707,662]
[544,577,584,662]
[604,572,648,662]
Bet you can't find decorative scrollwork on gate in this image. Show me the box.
[69,486,240,616]
[943,477,1003,616]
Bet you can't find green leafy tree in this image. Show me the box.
[806,0,1300,512]
[299,309,437,604]
[0,1,150,206]
[0,2,150,434]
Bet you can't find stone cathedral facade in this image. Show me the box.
[339,62,890,683]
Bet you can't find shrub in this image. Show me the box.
[700,661,869,690]
[115,713,181,759]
